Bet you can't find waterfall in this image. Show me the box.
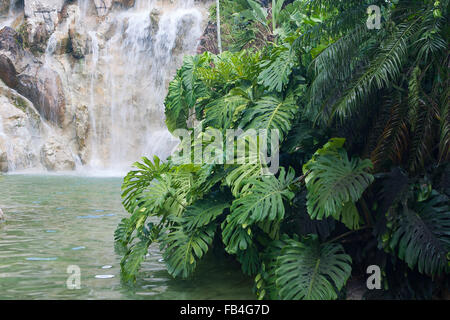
[1,0,19,28]
[87,31,101,168]
[81,0,204,171]
[0,0,208,174]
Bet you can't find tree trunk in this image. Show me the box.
[216,0,222,53]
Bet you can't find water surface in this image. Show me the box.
[0,175,254,299]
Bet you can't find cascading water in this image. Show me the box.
[0,0,209,174]
[0,0,20,28]
[80,0,205,171]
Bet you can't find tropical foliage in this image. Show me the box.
[116,0,449,300]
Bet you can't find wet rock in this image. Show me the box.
[28,21,50,53]
[0,27,25,88]
[0,150,7,172]
[150,8,161,36]
[173,13,198,55]
[17,66,66,126]
[0,1,9,14]
[197,21,219,54]
[40,136,76,171]
[75,104,89,163]
[68,21,86,59]
[115,0,135,8]
[94,0,112,17]
[0,27,66,126]
[0,86,41,171]
[51,30,71,55]
[24,0,65,32]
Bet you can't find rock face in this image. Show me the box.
[0,149,7,172]
[75,104,89,163]
[0,27,66,126]
[0,0,211,172]
[24,0,65,32]
[93,0,136,16]
[68,16,86,58]
[40,136,76,171]
[0,82,42,172]
[94,0,112,16]
[0,1,9,14]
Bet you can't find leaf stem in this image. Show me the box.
[325,226,371,244]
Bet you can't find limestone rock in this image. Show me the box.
[40,136,76,171]
[94,0,112,17]
[0,27,66,126]
[75,104,89,163]
[0,87,41,172]
[150,8,161,36]
[93,0,136,17]
[0,149,7,172]
[24,0,65,32]
[17,66,66,125]
[0,0,10,15]
[68,19,86,59]
[115,0,135,8]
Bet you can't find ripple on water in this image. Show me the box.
[95,275,115,279]
[0,175,254,300]
[71,246,86,250]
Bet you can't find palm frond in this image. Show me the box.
[388,191,450,276]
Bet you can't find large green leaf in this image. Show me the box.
[182,195,231,232]
[165,76,188,133]
[120,239,151,282]
[241,92,298,141]
[303,141,374,229]
[204,88,250,129]
[276,235,352,300]
[230,167,295,225]
[121,156,171,213]
[257,44,296,92]
[221,210,253,254]
[159,224,216,279]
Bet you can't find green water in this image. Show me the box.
[0,175,254,300]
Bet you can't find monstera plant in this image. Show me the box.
[116,0,449,300]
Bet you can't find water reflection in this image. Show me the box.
[0,175,254,300]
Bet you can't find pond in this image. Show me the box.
[0,175,254,300]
